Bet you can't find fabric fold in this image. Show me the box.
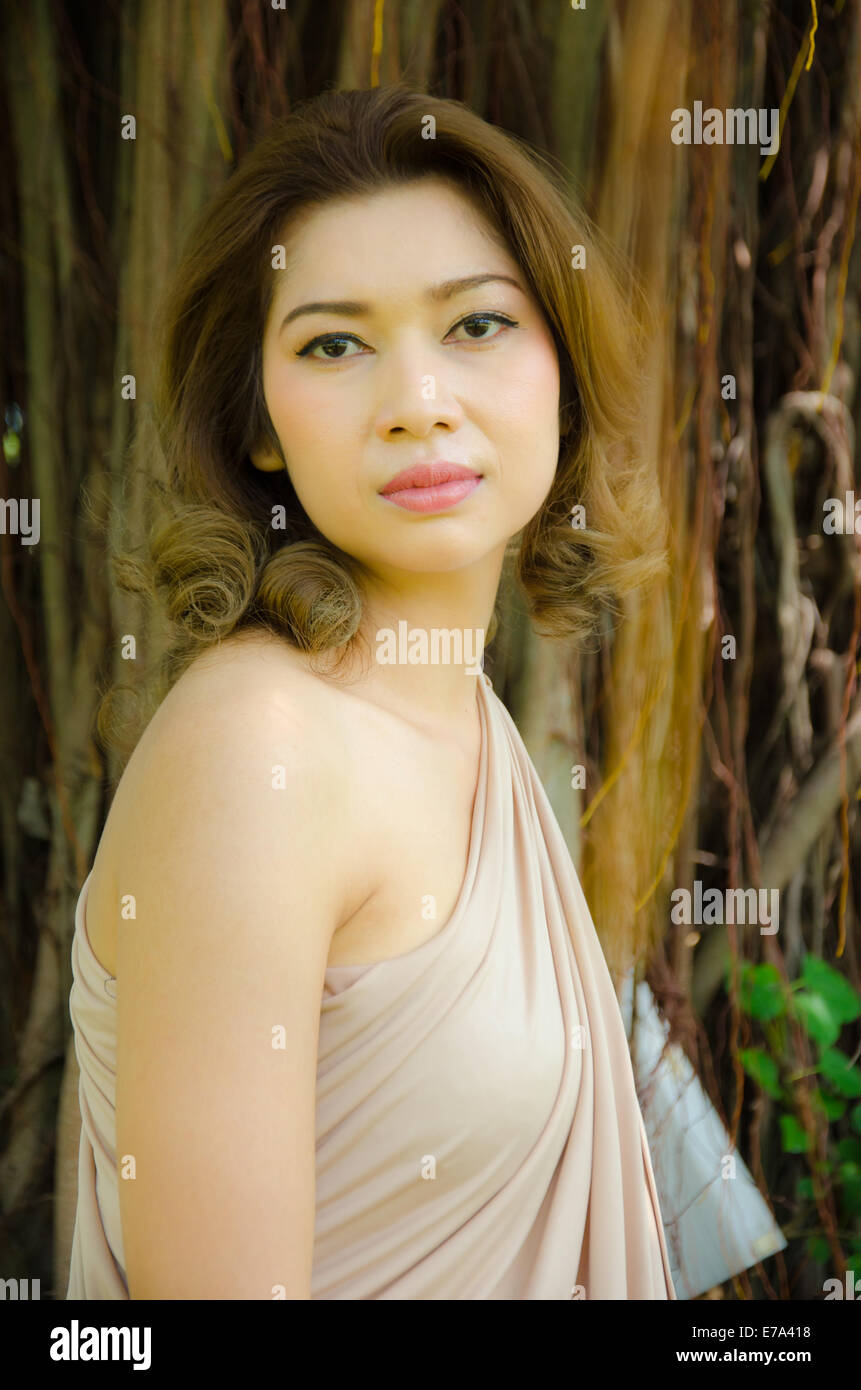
[66,891,128,1299]
[314,672,674,1299]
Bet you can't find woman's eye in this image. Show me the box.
[448,312,517,342]
[294,312,517,361]
[295,334,364,361]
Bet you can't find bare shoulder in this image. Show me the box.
[150,627,354,755]
[92,628,373,937]
[111,630,350,812]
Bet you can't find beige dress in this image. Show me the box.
[66,671,675,1300]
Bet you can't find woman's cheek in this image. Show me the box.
[500,364,559,431]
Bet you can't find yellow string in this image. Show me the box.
[760,5,818,183]
[806,0,818,70]
[370,0,385,88]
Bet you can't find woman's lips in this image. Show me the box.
[380,476,482,512]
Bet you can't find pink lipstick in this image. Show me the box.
[379,462,482,514]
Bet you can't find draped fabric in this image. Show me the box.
[66,671,674,1300]
[66,910,126,1299]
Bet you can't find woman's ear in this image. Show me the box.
[249,445,285,473]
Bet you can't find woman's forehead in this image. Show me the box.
[270,184,522,316]
[278,177,508,261]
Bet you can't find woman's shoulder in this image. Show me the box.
[100,629,357,861]
[86,628,372,973]
[142,627,352,760]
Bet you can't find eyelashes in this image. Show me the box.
[294,312,519,362]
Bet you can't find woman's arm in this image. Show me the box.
[114,679,348,1299]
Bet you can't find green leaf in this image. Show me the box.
[738,1047,784,1099]
[842,1190,861,1219]
[837,1138,861,1165]
[818,1049,861,1097]
[806,1234,831,1261]
[838,1162,861,1218]
[851,1103,861,1137]
[789,990,841,1047]
[728,959,755,1000]
[740,963,786,1020]
[796,1175,815,1200]
[814,1089,846,1121]
[801,955,861,1024]
[780,1112,811,1153]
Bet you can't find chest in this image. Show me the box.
[325,724,481,967]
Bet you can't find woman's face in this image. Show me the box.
[253,176,561,581]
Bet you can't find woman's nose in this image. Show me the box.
[374,356,465,438]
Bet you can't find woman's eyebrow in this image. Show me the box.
[279,272,525,333]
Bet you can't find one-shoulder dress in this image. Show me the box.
[66,671,675,1300]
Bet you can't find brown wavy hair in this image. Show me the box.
[98,81,668,761]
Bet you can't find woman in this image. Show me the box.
[66,83,675,1300]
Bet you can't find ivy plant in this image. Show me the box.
[729,952,861,1280]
